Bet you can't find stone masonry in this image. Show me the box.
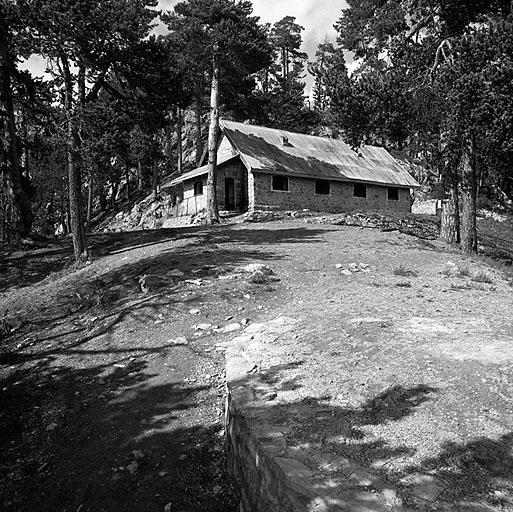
[250,172,411,214]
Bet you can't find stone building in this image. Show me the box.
[170,120,420,215]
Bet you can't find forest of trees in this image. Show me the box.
[1,0,513,260]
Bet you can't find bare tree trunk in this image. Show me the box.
[61,53,88,262]
[195,100,203,167]
[206,50,220,225]
[459,136,477,254]
[137,160,143,192]
[177,107,183,174]
[86,173,93,232]
[151,159,158,201]
[440,186,459,244]
[125,164,130,201]
[110,179,118,209]
[0,9,31,247]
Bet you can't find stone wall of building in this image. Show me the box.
[181,161,247,214]
[250,172,412,213]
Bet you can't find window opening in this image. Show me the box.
[272,175,289,191]
[353,183,366,198]
[194,181,203,196]
[315,179,331,195]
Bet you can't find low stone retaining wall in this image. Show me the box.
[222,317,309,511]
[222,317,406,512]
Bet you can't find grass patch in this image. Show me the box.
[393,264,418,277]
[471,271,493,284]
[456,265,471,277]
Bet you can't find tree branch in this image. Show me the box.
[430,38,453,75]
[405,6,441,42]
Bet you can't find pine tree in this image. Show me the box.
[165,0,271,224]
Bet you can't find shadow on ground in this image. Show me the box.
[1,225,330,357]
[242,364,513,511]
[0,353,237,512]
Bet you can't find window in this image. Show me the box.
[315,179,331,195]
[271,175,289,191]
[193,181,203,196]
[388,187,399,201]
[353,183,367,198]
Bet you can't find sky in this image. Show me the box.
[22,0,349,93]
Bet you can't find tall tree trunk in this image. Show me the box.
[0,9,32,246]
[195,100,203,167]
[125,164,130,201]
[99,186,107,211]
[177,107,183,174]
[206,50,220,225]
[137,160,143,192]
[440,184,459,244]
[111,179,118,209]
[86,173,93,232]
[61,53,88,262]
[151,159,158,201]
[459,136,477,254]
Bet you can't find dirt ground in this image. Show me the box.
[1,216,513,511]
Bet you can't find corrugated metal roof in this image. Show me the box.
[220,120,420,188]
[170,154,239,185]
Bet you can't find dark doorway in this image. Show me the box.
[225,177,235,210]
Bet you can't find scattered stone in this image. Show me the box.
[132,450,144,459]
[241,263,271,274]
[196,323,212,330]
[189,308,201,315]
[340,269,352,276]
[223,323,241,333]
[185,279,203,286]
[335,263,344,269]
[241,318,249,326]
[218,271,240,280]
[164,503,172,512]
[169,337,189,346]
[126,461,138,475]
[168,269,185,277]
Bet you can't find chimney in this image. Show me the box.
[281,135,289,147]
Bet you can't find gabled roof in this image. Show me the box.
[171,120,420,188]
[220,120,419,188]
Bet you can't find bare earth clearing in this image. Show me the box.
[1,218,512,511]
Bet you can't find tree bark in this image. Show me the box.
[61,53,88,262]
[137,160,143,192]
[440,185,459,244]
[86,172,93,232]
[151,159,158,201]
[0,8,32,246]
[459,136,477,254]
[110,179,118,209]
[125,164,130,201]
[177,107,183,175]
[99,186,107,211]
[206,50,220,225]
